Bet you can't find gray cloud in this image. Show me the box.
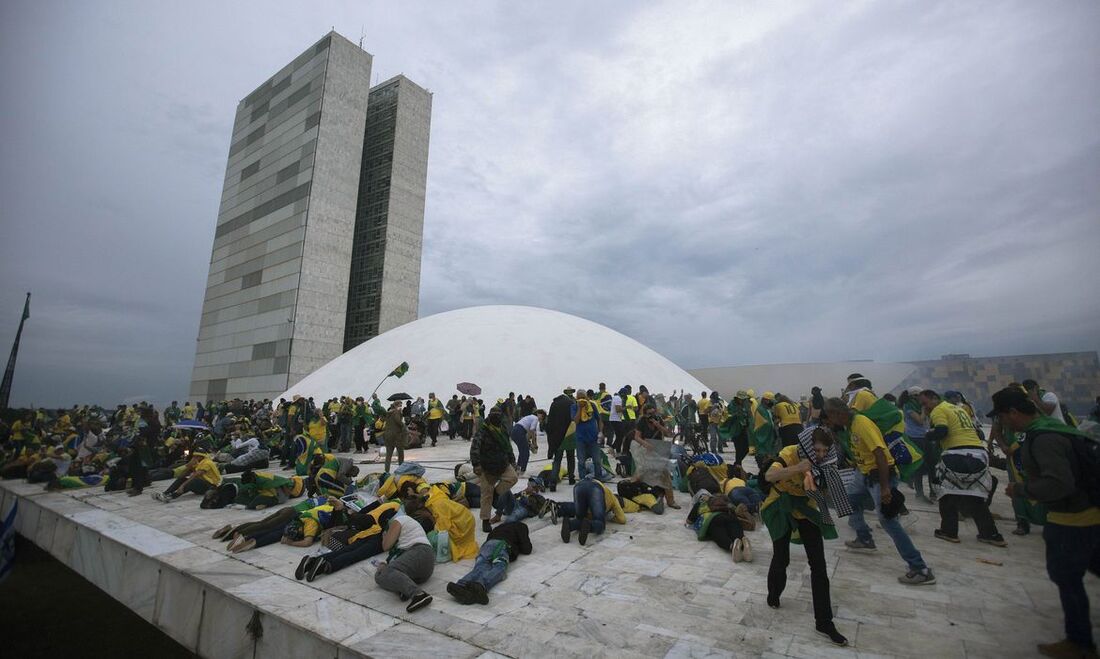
[1,1,1097,407]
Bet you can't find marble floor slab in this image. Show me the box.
[3,438,1099,658]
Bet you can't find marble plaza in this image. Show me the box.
[1,438,1096,658]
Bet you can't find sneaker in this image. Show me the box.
[898,568,936,586]
[212,524,233,540]
[482,519,493,533]
[295,554,314,580]
[650,499,666,515]
[231,538,256,554]
[406,592,432,613]
[152,492,170,503]
[447,582,475,605]
[469,581,489,605]
[740,536,753,563]
[578,518,591,546]
[561,517,571,543]
[1037,639,1100,659]
[934,529,961,544]
[126,488,143,497]
[844,538,876,552]
[1012,522,1030,536]
[815,622,848,646]
[305,557,329,583]
[766,594,780,609]
[731,539,743,563]
[978,534,1008,547]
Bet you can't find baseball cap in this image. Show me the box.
[762,391,775,401]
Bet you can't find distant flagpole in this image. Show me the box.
[0,292,30,410]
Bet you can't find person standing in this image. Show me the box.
[919,390,1006,547]
[446,395,461,440]
[572,389,604,481]
[608,388,624,454]
[706,392,726,453]
[992,387,1100,659]
[900,387,932,502]
[596,383,612,447]
[762,426,848,646]
[773,394,804,448]
[382,401,408,473]
[823,398,935,585]
[753,392,779,477]
[471,407,518,532]
[426,393,445,447]
[545,388,577,491]
[1024,379,1068,424]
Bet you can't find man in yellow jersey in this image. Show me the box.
[919,390,1006,547]
[824,398,935,586]
[773,394,804,448]
[697,392,712,444]
[993,387,1100,659]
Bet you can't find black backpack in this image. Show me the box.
[1027,428,1100,508]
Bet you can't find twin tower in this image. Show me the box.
[189,32,430,402]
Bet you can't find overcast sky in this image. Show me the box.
[1,1,1098,407]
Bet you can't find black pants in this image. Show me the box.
[448,414,460,439]
[1045,522,1100,650]
[619,420,635,456]
[354,423,368,451]
[733,430,749,466]
[128,451,150,490]
[164,476,213,498]
[428,419,441,443]
[324,534,385,572]
[938,494,1000,538]
[778,424,804,448]
[705,512,744,550]
[233,507,297,539]
[608,421,624,452]
[768,517,833,624]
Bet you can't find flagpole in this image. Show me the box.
[0,292,30,410]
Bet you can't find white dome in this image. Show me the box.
[279,305,708,407]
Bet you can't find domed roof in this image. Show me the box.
[280,305,708,406]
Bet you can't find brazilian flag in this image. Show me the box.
[753,406,777,457]
[389,361,410,378]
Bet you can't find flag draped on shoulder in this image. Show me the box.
[389,361,410,378]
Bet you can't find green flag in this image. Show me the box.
[389,361,409,378]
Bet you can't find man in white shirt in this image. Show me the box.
[1023,379,1066,423]
[511,410,546,474]
[609,392,623,453]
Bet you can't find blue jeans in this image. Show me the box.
[566,479,606,534]
[576,440,604,481]
[846,473,927,571]
[502,500,532,524]
[1045,522,1100,650]
[458,539,510,591]
[708,424,721,452]
[510,425,530,472]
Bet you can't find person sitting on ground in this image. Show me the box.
[447,521,532,605]
[629,405,680,509]
[373,511,435,613]
[308,452,358,498]
[154,453,221,502]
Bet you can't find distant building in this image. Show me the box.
[189,33,430,402]
[889,351,1100,415]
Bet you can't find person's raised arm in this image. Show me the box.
[766,458,810,483]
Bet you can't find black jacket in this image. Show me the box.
[474,423,515,476]
[487,521,532,560]
[1021,430,1093,514]
[546,394,573,439]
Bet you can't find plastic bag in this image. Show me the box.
[431,530,451,563]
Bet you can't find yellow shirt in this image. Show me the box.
[929,401,983,450]
[624,395,638,420]
[193,458,222,486]
[1049,507,1100,527]
[763,445,819,520]
[849,414,894,475]
[427,400,444,420]
[308,418,328,443]
[850,389,877,412]
[773,402,802,427]
[697,399,711,418]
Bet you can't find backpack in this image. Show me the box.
[1026,419,1100,508]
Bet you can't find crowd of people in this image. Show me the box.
[1,376,1098,657]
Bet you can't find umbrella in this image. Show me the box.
[457,382,481,396]
[387,392,412,401]
[171,420,209,431]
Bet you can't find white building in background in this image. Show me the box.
[189,32,431,402]
[279,305,709,406]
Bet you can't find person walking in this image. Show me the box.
[545,388,576,491]
[991,387,1100,659]
[823,398,935,586]
[471,407,518,532]
[382,401,408,473]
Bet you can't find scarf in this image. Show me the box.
[797,426,853,523]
